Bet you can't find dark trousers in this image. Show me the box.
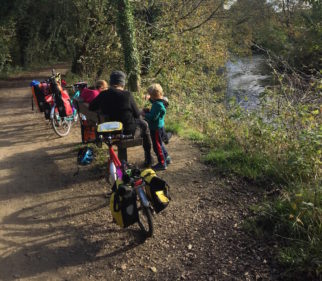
[135,119,152,155]
[150,128,168,165]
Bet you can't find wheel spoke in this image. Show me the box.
[52,116,72,137]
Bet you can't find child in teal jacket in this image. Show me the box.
[144,83,170,170]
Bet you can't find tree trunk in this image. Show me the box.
[71,32,91,75]
[113,0,141,92]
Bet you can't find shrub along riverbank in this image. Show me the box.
[164,67,321,280]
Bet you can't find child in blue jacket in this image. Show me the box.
[144,83,170,170]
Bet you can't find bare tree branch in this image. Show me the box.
[179,0,206,21]
[180,0,225,34]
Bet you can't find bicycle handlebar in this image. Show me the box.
[43,74,61,85]
[98,133,133,144]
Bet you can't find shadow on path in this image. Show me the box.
[0,195,146,280]
[0,143,95,202]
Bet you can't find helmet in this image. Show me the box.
[77,147,94,165]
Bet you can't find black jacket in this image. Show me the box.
[89,88,140,134]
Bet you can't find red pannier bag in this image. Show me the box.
[60,89,73,116]
[51,81,73,117]
[31,83,50,112]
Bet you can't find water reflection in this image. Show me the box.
[226,55,272,110]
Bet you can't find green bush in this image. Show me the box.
[247,185,321,279]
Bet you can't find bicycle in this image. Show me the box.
[96,121,154,237]
[48,71,80,137]
[31,70,79,137]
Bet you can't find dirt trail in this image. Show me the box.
[0,69,278,281]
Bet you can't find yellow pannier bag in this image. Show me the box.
[110,180,138,228]
[140,169,170,213]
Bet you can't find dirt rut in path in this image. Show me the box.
[0,70,277,280]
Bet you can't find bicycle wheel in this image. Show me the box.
[51,114,72,137]
[137,204,154,237]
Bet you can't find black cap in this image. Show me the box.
[109,71,126,87]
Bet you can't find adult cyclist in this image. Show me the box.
[89,71,153,167]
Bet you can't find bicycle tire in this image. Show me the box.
[51,115,72,137]
[137,205,153,237]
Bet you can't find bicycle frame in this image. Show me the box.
[109,149,151,208]
[50,103,77,122]
[135,183,150,208]
[108,144,123,185]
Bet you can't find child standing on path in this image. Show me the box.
[144,83,171,171]
[144,93,171,144]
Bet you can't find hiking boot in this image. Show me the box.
[166,156,172,165]
[152,162,167,171]
[144,153,153,167]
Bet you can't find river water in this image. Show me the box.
[226,55,272,110]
